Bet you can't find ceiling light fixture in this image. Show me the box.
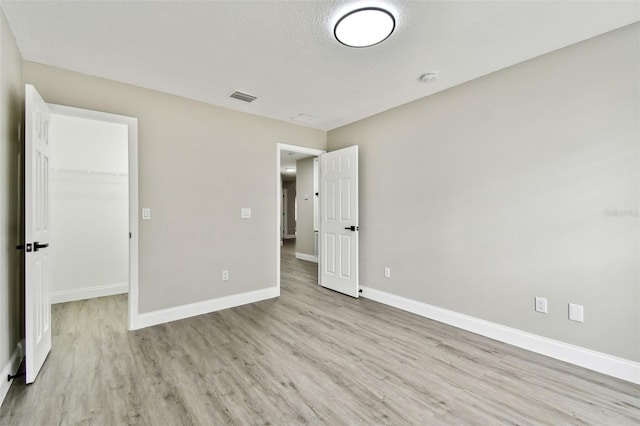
[285,168,296,173]
[334,7,396,48]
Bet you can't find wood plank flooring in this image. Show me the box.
[1,239,639,424]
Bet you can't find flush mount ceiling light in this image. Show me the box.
[334,7,396,48]
[285,168,296,172]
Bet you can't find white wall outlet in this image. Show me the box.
[142,208,151,220]
[222,270,229,281]
[535,297,548,313]
[569,303,584,322]
[241,208,251,219]
[384,267,391,279]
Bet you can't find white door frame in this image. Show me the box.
[276,143,324,292]
[47,104,140,330]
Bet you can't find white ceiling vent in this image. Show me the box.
[291,114,323,124]
[230,90,257,103]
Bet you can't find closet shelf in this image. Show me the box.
[51,167,128,177]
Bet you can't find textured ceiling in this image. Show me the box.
[2,1,638,130]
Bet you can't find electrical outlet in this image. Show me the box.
[535,297,548,313]
[222,270,229,281]
[384,267,391,279]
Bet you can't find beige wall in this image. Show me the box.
[328,23,640,362]
[23,62,326,313]
[295,157,315,257]
[0,8,23,375]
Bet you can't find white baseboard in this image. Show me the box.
[284,235,296,239]
[1,339,24,407]
[134,286,279,330]
[295,253,318,263]
[51,282,129,304]
[360,286,640,385]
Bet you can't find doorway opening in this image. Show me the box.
[276,144,324,292]
[47,104,139,330]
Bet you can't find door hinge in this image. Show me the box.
[129,232,132,239]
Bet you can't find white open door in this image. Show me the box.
[24,84,52,383]
[319,146,359,297]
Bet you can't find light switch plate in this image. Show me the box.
[535,297,548,314]
[142,208,151,220]
[241,208,251,219]
[569,303,584,322]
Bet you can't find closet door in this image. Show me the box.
[24,84,53,384]
[319,146,359,298]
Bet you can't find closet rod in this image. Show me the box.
[51,167,128,177]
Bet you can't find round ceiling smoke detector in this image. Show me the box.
[334,7,396,48]
[419,73,437,82]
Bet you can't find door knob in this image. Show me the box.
[344,226,359,231]
[33,242,49,252]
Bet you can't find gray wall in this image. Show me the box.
[23,62,326,314]
[295,157,315,257]
[328,23,639,362]
[0,8,24,377]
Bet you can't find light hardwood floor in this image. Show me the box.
[1,240,639,424]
